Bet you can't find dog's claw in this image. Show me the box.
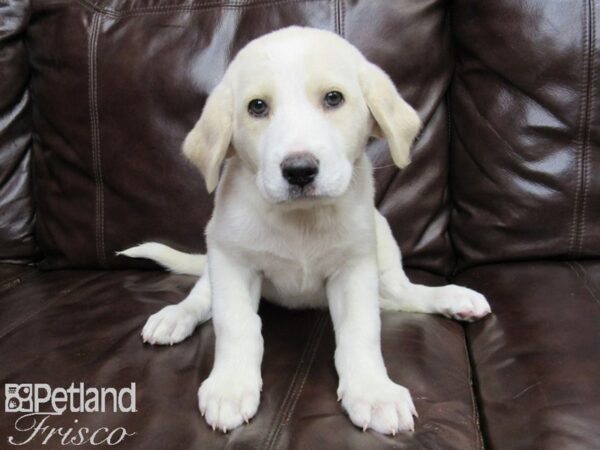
[363,423,369,432]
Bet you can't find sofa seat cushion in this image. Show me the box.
[0,263,36,290]
[456,261,600,449]
[0,268,482,449]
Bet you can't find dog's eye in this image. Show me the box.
[324,91,344,108]
[248,99,269,117]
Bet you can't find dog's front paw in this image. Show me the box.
[198,372,262,433]
[142,304,198,345]
[436,285,491,322]
[339,377,417,435]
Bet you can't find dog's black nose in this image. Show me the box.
[281,153,319,188]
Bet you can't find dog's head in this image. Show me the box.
[183,27,421,205]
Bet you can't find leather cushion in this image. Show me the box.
[0,0,37,263]
[449,0,600,268]
[456,262,600,449]
[28,0,454,274]
[0,268,483,448]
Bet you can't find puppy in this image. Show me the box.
[121,26,491,435]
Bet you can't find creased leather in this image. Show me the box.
[457,262,600,450]
[450,0,600,269]
[27,0,453,274]
[0,269,482,449]
[0,0,37,262]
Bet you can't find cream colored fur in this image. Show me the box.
[121,27,490,436]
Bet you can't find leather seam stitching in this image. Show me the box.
[279,314,326,427]
[88,13,107,267]
[262,313,326,450]
[569,0,592,257]
[261,319,318,450]
[95,17,107,268]
[0,277,23,293]
[78,0,327,17]
[339,0,345,37]
[262,313,325,450]
[578,0,595,255]
[446,4,460,276]
[261,315,317,450]
[333,0,344,37]
[463,326,485,450]
[87,13,99,266]
[0,270,40,294]
[333,0,340,35]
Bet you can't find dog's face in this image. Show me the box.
[183,27,421,206]
[231,39,372,204]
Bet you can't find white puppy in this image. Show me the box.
[120,26,490,435]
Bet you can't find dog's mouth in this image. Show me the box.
[287,184,317,200]
[256,171,343,207]
[275,184,340,209]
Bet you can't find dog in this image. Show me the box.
[120,26,491,435]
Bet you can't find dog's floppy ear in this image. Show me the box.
[183,82,233,193]
[359,62,421,169]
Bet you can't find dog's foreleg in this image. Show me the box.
[328,256,417,435]
[142,270,212,345]
[374,210,491,321]
[198,245,263,433]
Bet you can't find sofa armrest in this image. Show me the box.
[0,0,37,263]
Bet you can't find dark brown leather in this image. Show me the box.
[347,0,455,275]
[2,0,600,448]
[456,262,600,449]
[27,0,453,274]
[0,263,36,291]
[0,0,37,263]
[0,269,482,449]
[450,0,600,269]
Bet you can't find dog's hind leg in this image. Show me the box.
[141,271,212,345]
[374,210,491,322]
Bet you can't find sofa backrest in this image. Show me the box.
[4,0,596,273]
[449,0,600,269]
[23,0,455,274]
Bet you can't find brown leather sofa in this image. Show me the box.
[1,1,599,449]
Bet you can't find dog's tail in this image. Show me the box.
[117,243,205,276]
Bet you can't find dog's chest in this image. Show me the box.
[239,221,359,308]
[258,248,334,307]
[210,184,373,308]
